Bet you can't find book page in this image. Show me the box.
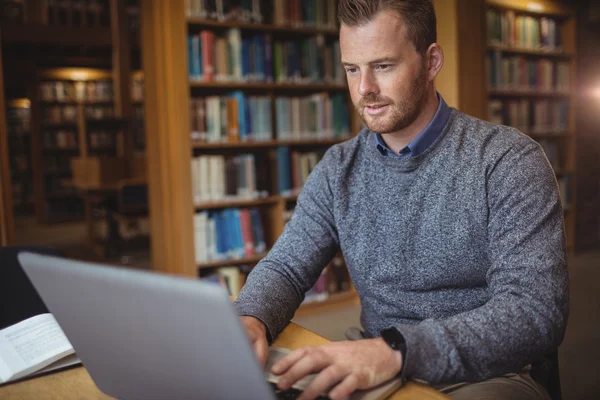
[0,314,74,383]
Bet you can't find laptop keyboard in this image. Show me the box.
[270,382,330,399]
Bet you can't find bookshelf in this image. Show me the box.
[31,68,117,224]
[458,0,577,252]
[142,0,359,313]
[5,99,34,216]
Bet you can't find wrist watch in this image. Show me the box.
[380,327,407,382]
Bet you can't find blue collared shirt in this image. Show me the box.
[374,94,451,157]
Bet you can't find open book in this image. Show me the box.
[0,313,81,385]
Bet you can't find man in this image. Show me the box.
[235,1,568,399]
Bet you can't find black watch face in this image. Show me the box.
[381,327,405,351]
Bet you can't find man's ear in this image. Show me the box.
[426,43,444,81]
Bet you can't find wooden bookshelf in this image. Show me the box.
[187,18,338,36]
[5,99,34,216]
[31,67,118,224]
[192,138,348,150]
[195,196,280,210]
[458,0,577,252]
[487,44,572,59]
[488,89,570,98]
[198,252,268,269]
[190,81,347,91]
[141,0,361,315]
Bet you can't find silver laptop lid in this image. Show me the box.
[18,252,275,400]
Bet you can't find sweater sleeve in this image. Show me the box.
[233,148,340,341]
[397,140,569,383]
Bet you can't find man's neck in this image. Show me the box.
[380,91,439,155]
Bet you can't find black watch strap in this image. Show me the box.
[380,327,407,382]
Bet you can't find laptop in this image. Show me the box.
[18,252,402,400]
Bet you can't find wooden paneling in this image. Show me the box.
[0,22,112,46]
[575,5,600,251]
[434,0,459,108]
[110,0,133,162]
[141,0,195,276]
[456,0,486,118]
[0,34,15,245]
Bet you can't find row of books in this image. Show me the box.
[187,30,344,84]
[538,139,561,171]
[488,99,569,134]
[185,0,338,30]
[193,208,266,264]
[96,217,151,241]
[277,147,323,195]
[487,52,570,93]
[42,105,78,124]
[87,131,116,149]
[190,92,350,143]
[46,0,111,28]
[272,0,337,30]
[40,80,114,103]
[44,176,78,194]
[191,154,268,204]
[133,106,146,152]
[42,131,78,150]
[85,105,115,120]
[43,156,72,173]
[43,198,84,222]
[6,106,30,135]
[200,255,352,301]
[131,76,144,102]
[200,265,253,297]
[275,93,350,140]
[487,9,562,51]
[190,94,272,142]
[41,104,116,124]
[186,0,266,23]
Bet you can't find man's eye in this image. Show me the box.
[345,68,358,74]
[376,64,390,71]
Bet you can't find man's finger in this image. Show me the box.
[297,365,346,400]
[271,347,307,374]
[277,350,329,390]
[254,338,268,367]
[328,374,359,400]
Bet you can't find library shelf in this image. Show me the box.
[295,290,359,317]
[189,81,347,91]
[192,138,349,150]
[45,192,80,200]
[485,2,571,20]
[0,22,113,46]
[41,147,79,152]
[487,44,572,59]
[40,122,78,129]
[527,132,572,138]
[186,18,338,36]
[194,196,280,210]
[39,100,114,105]
[197,252,268,269]
[488,89,571,98]
[281,194,300,202]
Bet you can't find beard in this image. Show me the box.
[356,66,429,134]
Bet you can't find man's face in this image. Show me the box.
[340,10,429,135]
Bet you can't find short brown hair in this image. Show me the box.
[338,0,437,55]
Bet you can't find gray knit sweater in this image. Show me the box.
[234,109,569,383]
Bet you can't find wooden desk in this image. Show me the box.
[0,323,449,400]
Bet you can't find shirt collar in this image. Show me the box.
[374,93,451,158]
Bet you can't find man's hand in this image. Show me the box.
[272,338,402,400]
[240,316,269,367]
